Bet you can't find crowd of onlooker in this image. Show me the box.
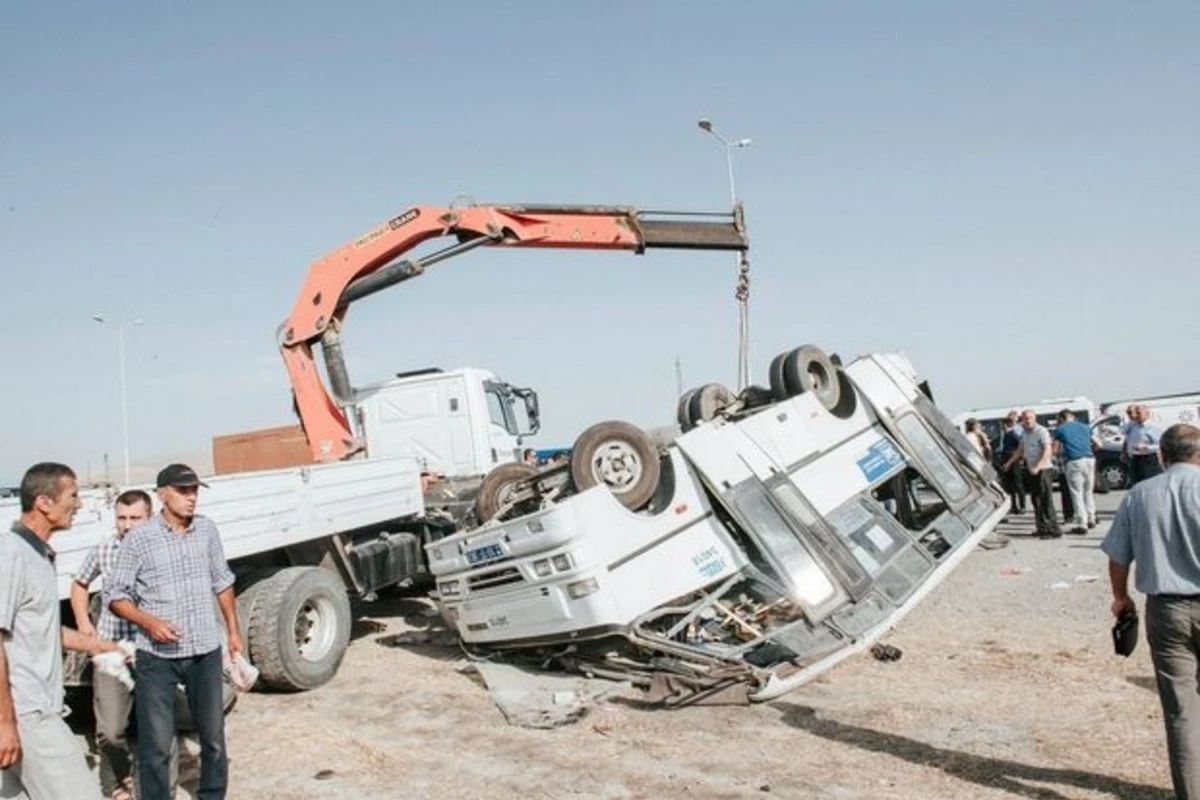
[969,407,1200,800]
[963,404,1164,538]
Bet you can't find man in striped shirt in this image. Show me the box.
[70,489,151,800]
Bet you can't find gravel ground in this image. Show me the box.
[92,489,1176,800]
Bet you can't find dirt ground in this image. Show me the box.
[134,489,1176,799]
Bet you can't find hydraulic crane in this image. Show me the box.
[278,203,749,462]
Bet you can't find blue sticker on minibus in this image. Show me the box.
[857,438,906,483]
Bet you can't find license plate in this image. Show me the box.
[465,542,504,565]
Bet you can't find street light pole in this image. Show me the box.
[93,314,142,486]
[697,117,753,390]
[697,117,751,206]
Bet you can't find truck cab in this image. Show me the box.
[426,351,1008,704]
[213,366,540,482]
[354,367,540,478]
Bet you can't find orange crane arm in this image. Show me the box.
[280,203,748,462]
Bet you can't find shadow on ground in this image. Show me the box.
[773,703,1172,800]
[349,592,434,642]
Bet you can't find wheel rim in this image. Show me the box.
[1101,466,1124,488]
[806,361,831,394]
[497,480,524,506]
[294,595,338,662]
[589,440,643,494]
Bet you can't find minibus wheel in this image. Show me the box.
[476,462,540,522]
[677,387,701,431]
[570,421,661,511]
[686,383,737,428]
[778,344,841,411]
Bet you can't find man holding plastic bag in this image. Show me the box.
[106,465,246,800]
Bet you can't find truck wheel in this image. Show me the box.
[476,462,539,522]
[1099,461,1129,491]
[686,383,737,427]
[245,566,351,692]
[570,420,661,511]
[780,344,841,411]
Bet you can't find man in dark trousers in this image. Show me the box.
[106,464,241,800]
[997,412,1027,516]
[1125,404,1165,485]
[1103,424,1200,799]
[1003,410,1062,538]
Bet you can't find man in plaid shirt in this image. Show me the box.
[106,465,241,800]
[70,489,151,800]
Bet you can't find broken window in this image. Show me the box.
[731,488,844,617]
[895,414,969,502]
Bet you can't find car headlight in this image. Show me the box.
[533,558,553,577]
[567,577,600,599]
[552,553,573,572]
[439,580,460,597]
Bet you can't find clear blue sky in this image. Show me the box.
[2,2,1197,484]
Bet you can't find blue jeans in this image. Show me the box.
[135,648,227,800]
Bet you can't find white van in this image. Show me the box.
[1091,393,1200,489]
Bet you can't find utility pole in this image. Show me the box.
[675,357,684,399]
[697,117,753,391]
[92,314,144,486]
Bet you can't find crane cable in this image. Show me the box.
[735,250,751,392]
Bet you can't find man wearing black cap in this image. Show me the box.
[106,464,241,800]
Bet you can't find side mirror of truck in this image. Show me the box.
[514,387,541,436]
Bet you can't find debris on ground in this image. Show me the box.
[376,629,460,648]
[870,643,903,662]
[462,661,630,729]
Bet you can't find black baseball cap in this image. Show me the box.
[156,463,209,489]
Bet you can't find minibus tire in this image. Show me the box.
[677,387,701,431]
[687,383,737,426]
[476,462,539,522]
[828,368,858,419]
[781,345,841,411]
[768,351,790,401]
[570,421,661,511]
